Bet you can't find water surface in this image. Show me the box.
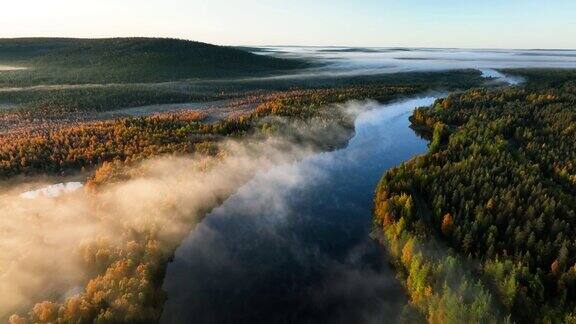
[162,96,437,323]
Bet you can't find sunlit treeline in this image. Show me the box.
[4,84,424,323]
[0,85,422,181]
[374,71,576,322]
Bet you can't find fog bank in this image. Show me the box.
[0,135,324,318]
[250,47,576,79]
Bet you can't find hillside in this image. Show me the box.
[0,38,308,86]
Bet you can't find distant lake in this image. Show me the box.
[161,96,437,323]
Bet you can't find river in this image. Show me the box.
[161,96,437,323]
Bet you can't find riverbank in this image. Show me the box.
[160,96,438,323]
[5,85,429,322]
[373,69,576,322]
[2,71,485,323]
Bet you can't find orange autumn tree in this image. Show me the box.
[441,213,453,235]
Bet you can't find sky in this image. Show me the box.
[1,0,575,49]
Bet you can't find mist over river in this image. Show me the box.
[250,46,576,79]
[161,96,437,323]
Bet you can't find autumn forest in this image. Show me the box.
[0,36,575,324]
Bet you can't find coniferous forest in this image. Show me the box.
[1,36,576,324]
[374,70,576,323]
[3,68,480,323]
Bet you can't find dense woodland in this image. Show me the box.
[374,70,576,322]
[6,82,440,323]
[0,84,434,180]
[0,47,500,323]
[0,69,484,117]
[0,86,228,117]
[0,38,309,86]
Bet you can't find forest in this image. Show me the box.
[6,79,458,323]
[0,69,486,182]
[0,69,484,116]
[0,69,484,140]
[6,37,564,323]
[0,38,308,86]
[373,70,576,322]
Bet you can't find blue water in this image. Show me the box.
[161,96,437,324]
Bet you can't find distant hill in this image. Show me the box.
[0,38,308,86]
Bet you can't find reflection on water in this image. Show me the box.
[161,97,437,323]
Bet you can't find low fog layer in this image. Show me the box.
[251,47,576,79]
[161,98,438,323]
[0,136,323,319]
[20,182,83,199]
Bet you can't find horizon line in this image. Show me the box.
[1,36,575,51]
